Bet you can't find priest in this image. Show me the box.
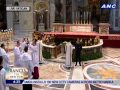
[0,56,7,90]
[21,46,33,79]
[13,40,22,66]
[65,42,73,68]
[29,39,39,67]
[21,46,33,90]
[40,40,43,64]
[37,39,43,64]
[20,38,27,52]
[0,43,10,69]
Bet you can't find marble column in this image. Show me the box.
[72,0,74,24]
[76,11,77,24]
[78,11,80,24]
[6,0,14,31]
[77,11,78,24]
[73,11,75,24]
[77,11,79,24]
[89,12,91,24]
[86,11,88,24]
[84,11,85,24]
[49,0,55,31]
[63,0,66,24]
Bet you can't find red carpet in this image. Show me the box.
[44,32,120,48]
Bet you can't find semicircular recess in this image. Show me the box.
[34,1,48,11]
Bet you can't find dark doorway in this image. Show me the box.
[0,0,7,30]
[55,0,63,23]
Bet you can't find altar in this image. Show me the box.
[69,24,93,32]
[53,23,93,32]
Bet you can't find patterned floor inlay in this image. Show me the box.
[82,61,120,90]
[40,63,69,79]
[49,84,65,89]
[103,48,120,58]
[90,85,105,90]
[82,61,119,69]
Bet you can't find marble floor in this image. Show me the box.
[7,48,120,90]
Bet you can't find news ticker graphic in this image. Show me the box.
[6,67,28,80]
[6,6,30,11]
[6,79,120,84]
[5,67,120,85]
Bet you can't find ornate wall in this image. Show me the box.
[6,0,34,38]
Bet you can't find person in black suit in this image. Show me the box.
[75,38,82,66]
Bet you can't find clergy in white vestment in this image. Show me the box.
[65,42,73,68]
[0,56,7,90]
[0,43,10,69]
[20,38,27,52]
[29,39,39,67]
[21,46,33,79]
[13,40,22,66]
[36,40,43,64]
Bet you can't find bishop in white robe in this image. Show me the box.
[0,47,10,69]
[29,44,39,67]
[65,42,73,68]
[0,67,6,90]
[14,46,22,66]
[20,40,27,53]
[36,40,43,64]
[21,50,33,79]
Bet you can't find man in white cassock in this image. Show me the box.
[21,46,33,90]
[0,43,10,69]
[29,39,39,67]
[21,46,33,79]
[36,40,43,64]
[65,42,73,68]
[20,38,27,52]
[0,56,7,90]
[13,40,22,66]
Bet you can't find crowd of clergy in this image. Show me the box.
[0,37,82,90]
[0,38,42,90]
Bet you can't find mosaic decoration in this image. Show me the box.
[87,64,120,79]
[84,63,120,88]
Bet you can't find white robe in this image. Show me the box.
[13,46,22,66]
[29,44,39,67]
[0,68,6,90]
[20,52,33,79]
[0,48,10,69]
[20,41,26,52]
[37,40,43,63]
[65,42,73,68]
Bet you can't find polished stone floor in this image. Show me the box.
[7,47,120,90]
[40,63,70,79]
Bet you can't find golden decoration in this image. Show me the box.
[34,0,48,11]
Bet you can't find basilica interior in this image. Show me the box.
[0,0,120,90]
[54,0,116,33]
[55,0,110,23]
